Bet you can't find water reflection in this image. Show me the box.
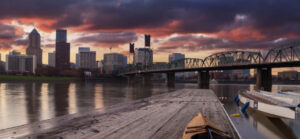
[211,84,300,139]
[53,83,70,117]
[94,84,104,109]
[0,82,299,139]
[24,83,42,123]
[0,82,177,130]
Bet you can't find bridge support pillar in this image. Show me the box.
[166,72,175,87]
[142,73,152,85]
[198,70,210,89]
[127,75,136,85]
[256,68,272,91]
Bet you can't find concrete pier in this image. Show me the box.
[198,70,210,89]
[142,73,152,85]
[166,72,175,87]
[0,89,239,139]
[256,68,272,91]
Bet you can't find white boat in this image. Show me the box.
[278,90,300,97]
[252,90,300,107]
[238,91,300,120]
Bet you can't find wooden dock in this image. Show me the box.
[0,89,240,139]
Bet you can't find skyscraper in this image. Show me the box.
[26,28,42,67]
[55,29,70,71]
[145,34,151,47]
[56,29,67,43]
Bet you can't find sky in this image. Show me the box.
[1,0,300,74]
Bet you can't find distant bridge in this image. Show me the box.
[123,41,300,91]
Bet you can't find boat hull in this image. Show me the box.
[238,93,297,120]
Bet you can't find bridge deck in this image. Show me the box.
[0,89,239,139]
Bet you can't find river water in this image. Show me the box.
[0,81,299,139]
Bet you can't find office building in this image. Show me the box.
[26,28,42,67]
[97,60,104,73]
[70,63,76,69]
[145,34,151,47]
[168,53,186,77]
[78,51,97,69]
[232,69,250,79]
[56,29,67,43]
[48,52,55,67]
[218,56,250,79]
[133,48,153,66]
[169,53,185,68]
[132,34,153,66]
[0,53,4,71]
[55,29,70,71]
[5,51,36,73]
[103,53,127,74]
[169,53,185,63]
[55,42,70,71]
[278,71,299,80]
[76,47,91,68]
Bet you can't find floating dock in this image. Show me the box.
[0,89,240,139]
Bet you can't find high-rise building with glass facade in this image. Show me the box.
[26,28,42,67]
[55,29,70,71]
[56,29,67,43]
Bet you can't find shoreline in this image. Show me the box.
[0,75,299,85]
[0,75,80,81]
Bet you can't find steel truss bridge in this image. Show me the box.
[122,41,300,75]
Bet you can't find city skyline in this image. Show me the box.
[0,0,300,74]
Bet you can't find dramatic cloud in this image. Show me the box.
[75,32,138,48]
[0,0,299,35]
[1,0,300,59]
[158,34,300,53]
[0,23,20,41]
[0,23,25,50]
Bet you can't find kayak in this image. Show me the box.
[182,113,231,139]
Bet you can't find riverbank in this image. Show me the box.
[0,75,80,81]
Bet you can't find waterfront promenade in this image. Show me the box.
[0,89,239,139]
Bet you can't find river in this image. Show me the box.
[0,81,299,139]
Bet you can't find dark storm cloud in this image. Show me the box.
[13,39,28,46]
[0,23,20,41]
[1,0,300,51]
[158,35,300,52]
[0,23,23,50]
[0,0,77,19]
[51,0,239,33]
[75,32,138,47]
[1,0,300,35]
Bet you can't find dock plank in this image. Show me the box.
[0,89,239,139]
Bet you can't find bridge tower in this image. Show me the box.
[256,68,272,91]
[198,70,210,89]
